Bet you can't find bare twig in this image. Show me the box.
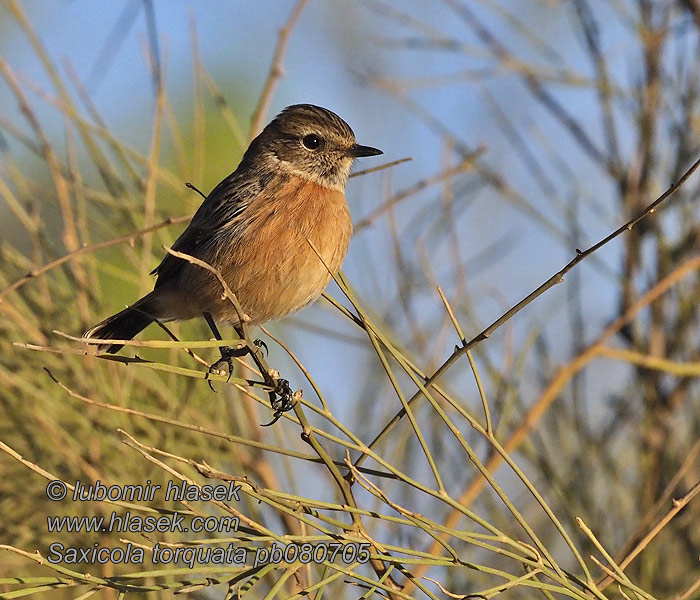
[356,154,700,467]
[355,149,484,231]
[349,157,412,178]
[602,480,700,588]
[410,253,700,583]
[0,214,191,301]
[248,0,309,140]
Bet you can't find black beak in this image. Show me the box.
[348,144,383,158]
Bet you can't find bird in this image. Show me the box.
[84,104,382,390]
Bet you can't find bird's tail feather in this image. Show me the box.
[84,293,158,354]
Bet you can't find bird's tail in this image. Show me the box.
[84,293,159,354]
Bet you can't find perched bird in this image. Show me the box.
[85,104,382,372]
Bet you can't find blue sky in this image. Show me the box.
[0,1,641,423]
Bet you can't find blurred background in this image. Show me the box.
[1,0,699,598]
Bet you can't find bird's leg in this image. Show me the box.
[203,313,293,421]
[204,312,246,391]
[232,323,293,425]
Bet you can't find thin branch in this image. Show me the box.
[248,0,309,140]
[597,346,700,376]
[409,253,700,583]
[349,157,412,178]
[611,480,700,583]
[0,214,191,301]
[354,150,484,231]
[356,154,700,467]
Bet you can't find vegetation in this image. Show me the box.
[1,1,700,598]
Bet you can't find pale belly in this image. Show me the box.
[222,246,343,325]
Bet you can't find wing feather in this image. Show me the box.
[151,165,262,284]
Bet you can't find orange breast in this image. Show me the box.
[212,176,353,324]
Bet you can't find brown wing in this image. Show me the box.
[151,161,264,286]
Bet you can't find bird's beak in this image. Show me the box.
[348,144,383,158]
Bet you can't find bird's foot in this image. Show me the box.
[261,377,296,426]
[207,345,245,392]
[253,338,268,357]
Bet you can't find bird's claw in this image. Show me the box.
[205,341,294,425]
[206,346,237,392]
[261,378,295,427]
[253,338,268,357]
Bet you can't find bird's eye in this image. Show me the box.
[302,134,321,150]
